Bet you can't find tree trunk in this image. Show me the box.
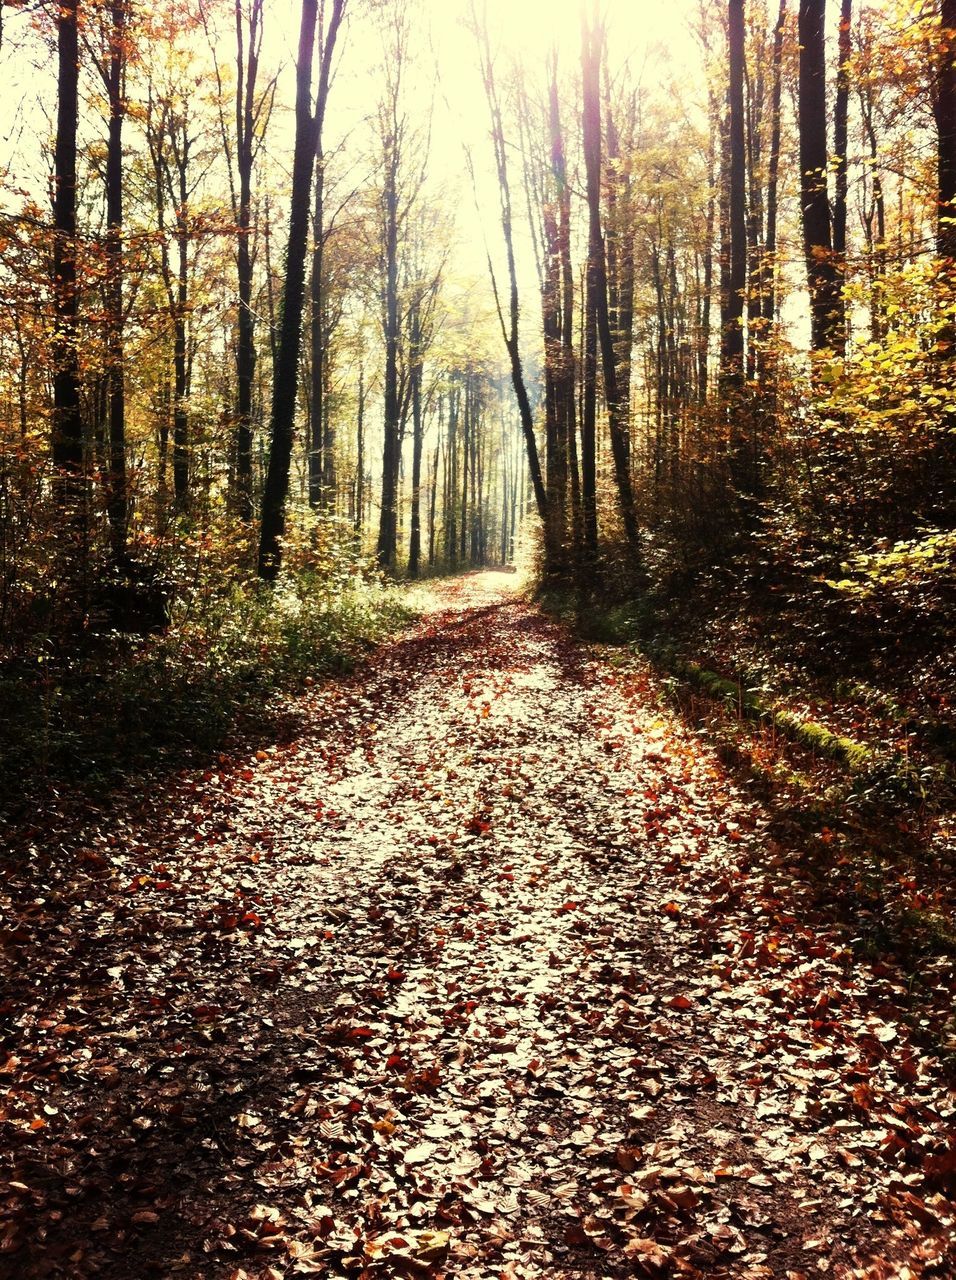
[234,0,261,523]
[540,63,570,576]
[937,0,956,261]
[832,0,852,261]
[459,376,469,565]
[798,0,846,352]
[724,0,747,388]
[744,49,764,381]
[445,381,458,568]
[172,148,190,513]
[760,0,786,332]
[428,428,440,569]
[52,0,85,509]
[259,0,343,580]
[582,19,640,556]
[478,24,548,527]
[103,0,128,558]
[580,265,599,572]
[355,363,365,535]
[407,304,423,577]
[376,134,401,569]
[308,130,325,508]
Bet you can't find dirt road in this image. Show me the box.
[1,573,952,1278]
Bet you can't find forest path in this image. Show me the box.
[1,573,952,1279]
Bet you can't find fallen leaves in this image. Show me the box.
[0,575,952,1279]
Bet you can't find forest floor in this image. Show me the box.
[1,571,953,1280]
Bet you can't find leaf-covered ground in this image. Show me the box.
[1,572,953,1279]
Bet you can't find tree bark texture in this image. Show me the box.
[798,0,846,352]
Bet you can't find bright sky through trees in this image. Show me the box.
[0,0,699,299]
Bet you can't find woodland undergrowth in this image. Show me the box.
[539,521,956,1007]
[0,518,417,822]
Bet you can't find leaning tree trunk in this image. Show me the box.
[258,0,343,580]
[52,0,85,512]
[798,0,846,353]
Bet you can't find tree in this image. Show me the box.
[832,0,852,261]
[759,0,786,338]
[88,0,129,558]
[723,0,746,387]
[582,17,640,556]
[258,0,344,580]
[374,2,410,572]
[233,0,268,521]
[475,16,548,538]
[798,0,845,353]
[406,244,444,578]
[51,0,85,512]
[936,0,956,261]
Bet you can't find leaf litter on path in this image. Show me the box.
[0,571,953,1279]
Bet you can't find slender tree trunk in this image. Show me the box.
[354,363,365,535]
[582,19,639,556]
[605,99,635,450]
[428,426,440,569]
[234,0,261,523]
[103,0,128,558]
[799,0,846,352]
[724,0,747,388]
[478,25,548,527]
[833,0,852,261]
[445,382,458,568]
[377,139,401,569]
[259,0,343,580]
[701,93,718,401]
[52,0,85,509]
[580,266,599,571]
[717,91,732,386]
[308,151,324,507]
[459,376,469,565]
[861,90,886,339]
[760,0,786,333]
[540,63,570,576]
[321,319,335,505]
[744,53,763,381]
[172,150,190,512]
[407,305,423,577]
[937,0,956,262]
[557,80,581,554]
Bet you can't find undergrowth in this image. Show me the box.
[0,566,416,817]
[540,583,956,986]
